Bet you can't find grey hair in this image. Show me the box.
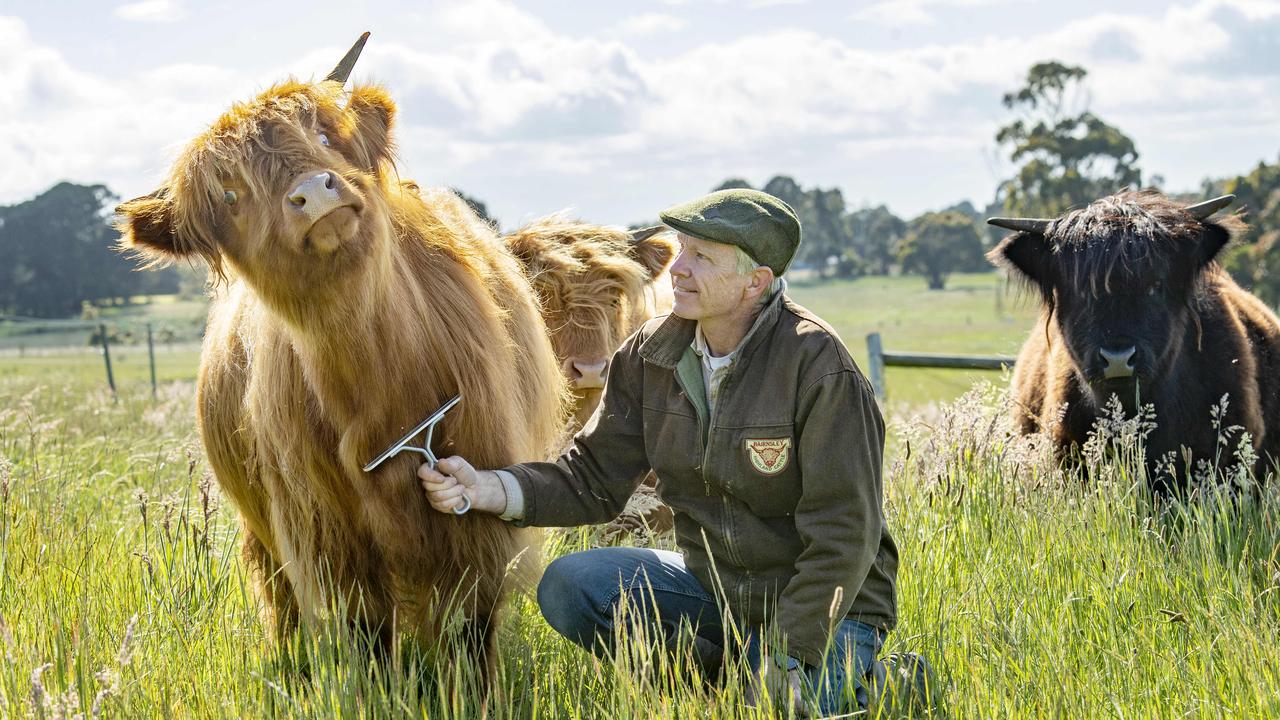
[734,246,783,299]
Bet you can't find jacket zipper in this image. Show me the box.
[708,372,746,569]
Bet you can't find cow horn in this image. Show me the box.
[1184,194,1235,220]
[325,31,370,84]
[629,226,666,243]
[986,217,1052,234]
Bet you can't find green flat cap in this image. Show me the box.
[660,189,802,275]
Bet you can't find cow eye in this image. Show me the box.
[318,132,331,147]
[1148,282,1162,296]
[223,190,238,206]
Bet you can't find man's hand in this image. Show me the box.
[418,456,507,515]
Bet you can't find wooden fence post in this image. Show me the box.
[146,322,157,398]
[866,332,886,402]
[99,323,116,396]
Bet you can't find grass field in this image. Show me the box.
[2,275,1279,718]
[0,273,1038,408]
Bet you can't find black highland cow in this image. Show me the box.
[988,191,1280,491]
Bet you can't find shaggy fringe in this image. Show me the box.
[122,78,571,674]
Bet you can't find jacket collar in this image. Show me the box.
[640,284,787,369]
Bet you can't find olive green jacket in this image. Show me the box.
[506,291,898,666]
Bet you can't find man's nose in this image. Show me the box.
[669,252,691,277]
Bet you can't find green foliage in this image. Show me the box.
[0,182,179,318]
[763,176,853,278]
[996,61,1142,217]
[849,205,908,276]
[713,176,906,279]
[897,211,986,290]
[1210,157,1280,306]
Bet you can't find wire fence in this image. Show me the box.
[0,314,203,397]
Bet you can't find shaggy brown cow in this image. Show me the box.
[504,217,676,429]
[115,38,568,676]
[505,217,676,536]
[988,190,1280,491]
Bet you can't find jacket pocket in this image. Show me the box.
[720,425,801,517]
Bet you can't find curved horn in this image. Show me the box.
[629,226,666,243]
[1184,194,1234,220]
[325,31,370,84]
[986,217,1052,234]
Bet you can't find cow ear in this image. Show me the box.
[989,230,1053,292]
[115,188,182,262]
[628,226,676,280]
[503,231,538,269]
[1195,222,1233,268]
[345,85,396,173]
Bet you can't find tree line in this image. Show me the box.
[3,61,1280,318]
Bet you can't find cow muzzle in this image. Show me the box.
[1098,346,1137,380]
[563,357,608,390]
[285,171,363,253]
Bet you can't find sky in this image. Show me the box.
[2,0,1278,229]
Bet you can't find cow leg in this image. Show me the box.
[241,530,300,641]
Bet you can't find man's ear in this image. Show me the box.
[746,266,775,300]
[988,231,1053,298]
[345,85,396,174]
[115,188,181,262]
[628,226,677,280]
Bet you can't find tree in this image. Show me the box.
[897,211,986,290]
[0,182,179,317]
[760,176,854,277]
[1210,157,1280,306]
[713,178,754,191]
[848,205,906,275]
[996,61,1142,217]
[450,188,498,230]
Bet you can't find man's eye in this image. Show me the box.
[318,132,331,147]
[223,190,238,206]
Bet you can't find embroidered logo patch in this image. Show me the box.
[746,437,792,476]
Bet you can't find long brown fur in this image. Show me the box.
[115,80,569,675]
[504,217,677,536]
[990,190,1280,489]
[504,216,675,429]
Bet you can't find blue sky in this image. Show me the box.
[3,0,1278,228]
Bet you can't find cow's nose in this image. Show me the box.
[563,358,607,389]
[1099,346,1137,379]
[286,172,342,222]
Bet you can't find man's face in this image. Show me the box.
[668,232,753,322]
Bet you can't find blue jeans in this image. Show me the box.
[537,547,885,713]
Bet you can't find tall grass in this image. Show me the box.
[1,373,1278,718]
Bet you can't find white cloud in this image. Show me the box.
[2,0,1279,223]
[851,0,1014,27]
[113,0,185,23]
[0,15,247,205]
[617,13,687,35]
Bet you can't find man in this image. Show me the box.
[419,189,898,714]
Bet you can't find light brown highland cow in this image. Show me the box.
[505,218,675,429]
[115,38,568,675]
[505,219,678,537]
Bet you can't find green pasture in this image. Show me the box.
[0,273,1040,408]
[4,273,1278,718]
[2,373,1279,718]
